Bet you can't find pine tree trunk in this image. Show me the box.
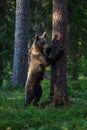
[50,0,70,107]
[12,0,29,87]
[72,57,78,80]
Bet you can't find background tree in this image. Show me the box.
[67,0,87,80]
[0,0,6,86]
[0,0,15,86]
[12,0,29,87]
[51,0,69,107]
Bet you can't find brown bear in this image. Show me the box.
[24,32,64,107]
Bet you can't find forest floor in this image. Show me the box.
[0,77,87,130]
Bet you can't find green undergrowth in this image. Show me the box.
[0,78,87,130]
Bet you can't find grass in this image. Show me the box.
[0,78,87,130]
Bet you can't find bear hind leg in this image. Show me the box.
[33,84,42,107]
[24,84,36,107]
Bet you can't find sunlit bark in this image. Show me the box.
[50,0,70,107]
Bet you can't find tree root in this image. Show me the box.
[54,96,71,108]
[39,99,53,109]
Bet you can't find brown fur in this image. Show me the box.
[24,32,64,107]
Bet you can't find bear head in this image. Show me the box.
[33,32,49,53]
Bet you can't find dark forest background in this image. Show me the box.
[0,0,87,86]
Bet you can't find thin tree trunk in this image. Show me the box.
[50,0,70,107]
[34,0,44,34]
[0,0,6,86]
[72,56,78,80]
[0,45,3,86]
[12,0,29,87]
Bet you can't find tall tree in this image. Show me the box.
[50,0,70,107]
[12,0,29,87]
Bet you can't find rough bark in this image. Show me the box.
[12,0,29,87]
[50,0,70,107]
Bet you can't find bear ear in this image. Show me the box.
[42,32,46,37]
[35,35,39,41]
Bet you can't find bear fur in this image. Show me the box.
[24,32,64,107]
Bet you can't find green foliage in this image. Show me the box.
[67,0,87,80]
[0,0,15,85]
[0,79,87,130]
[67,56,87,80]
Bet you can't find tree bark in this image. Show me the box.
[50,0,70,107]
[12,0,29,87]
